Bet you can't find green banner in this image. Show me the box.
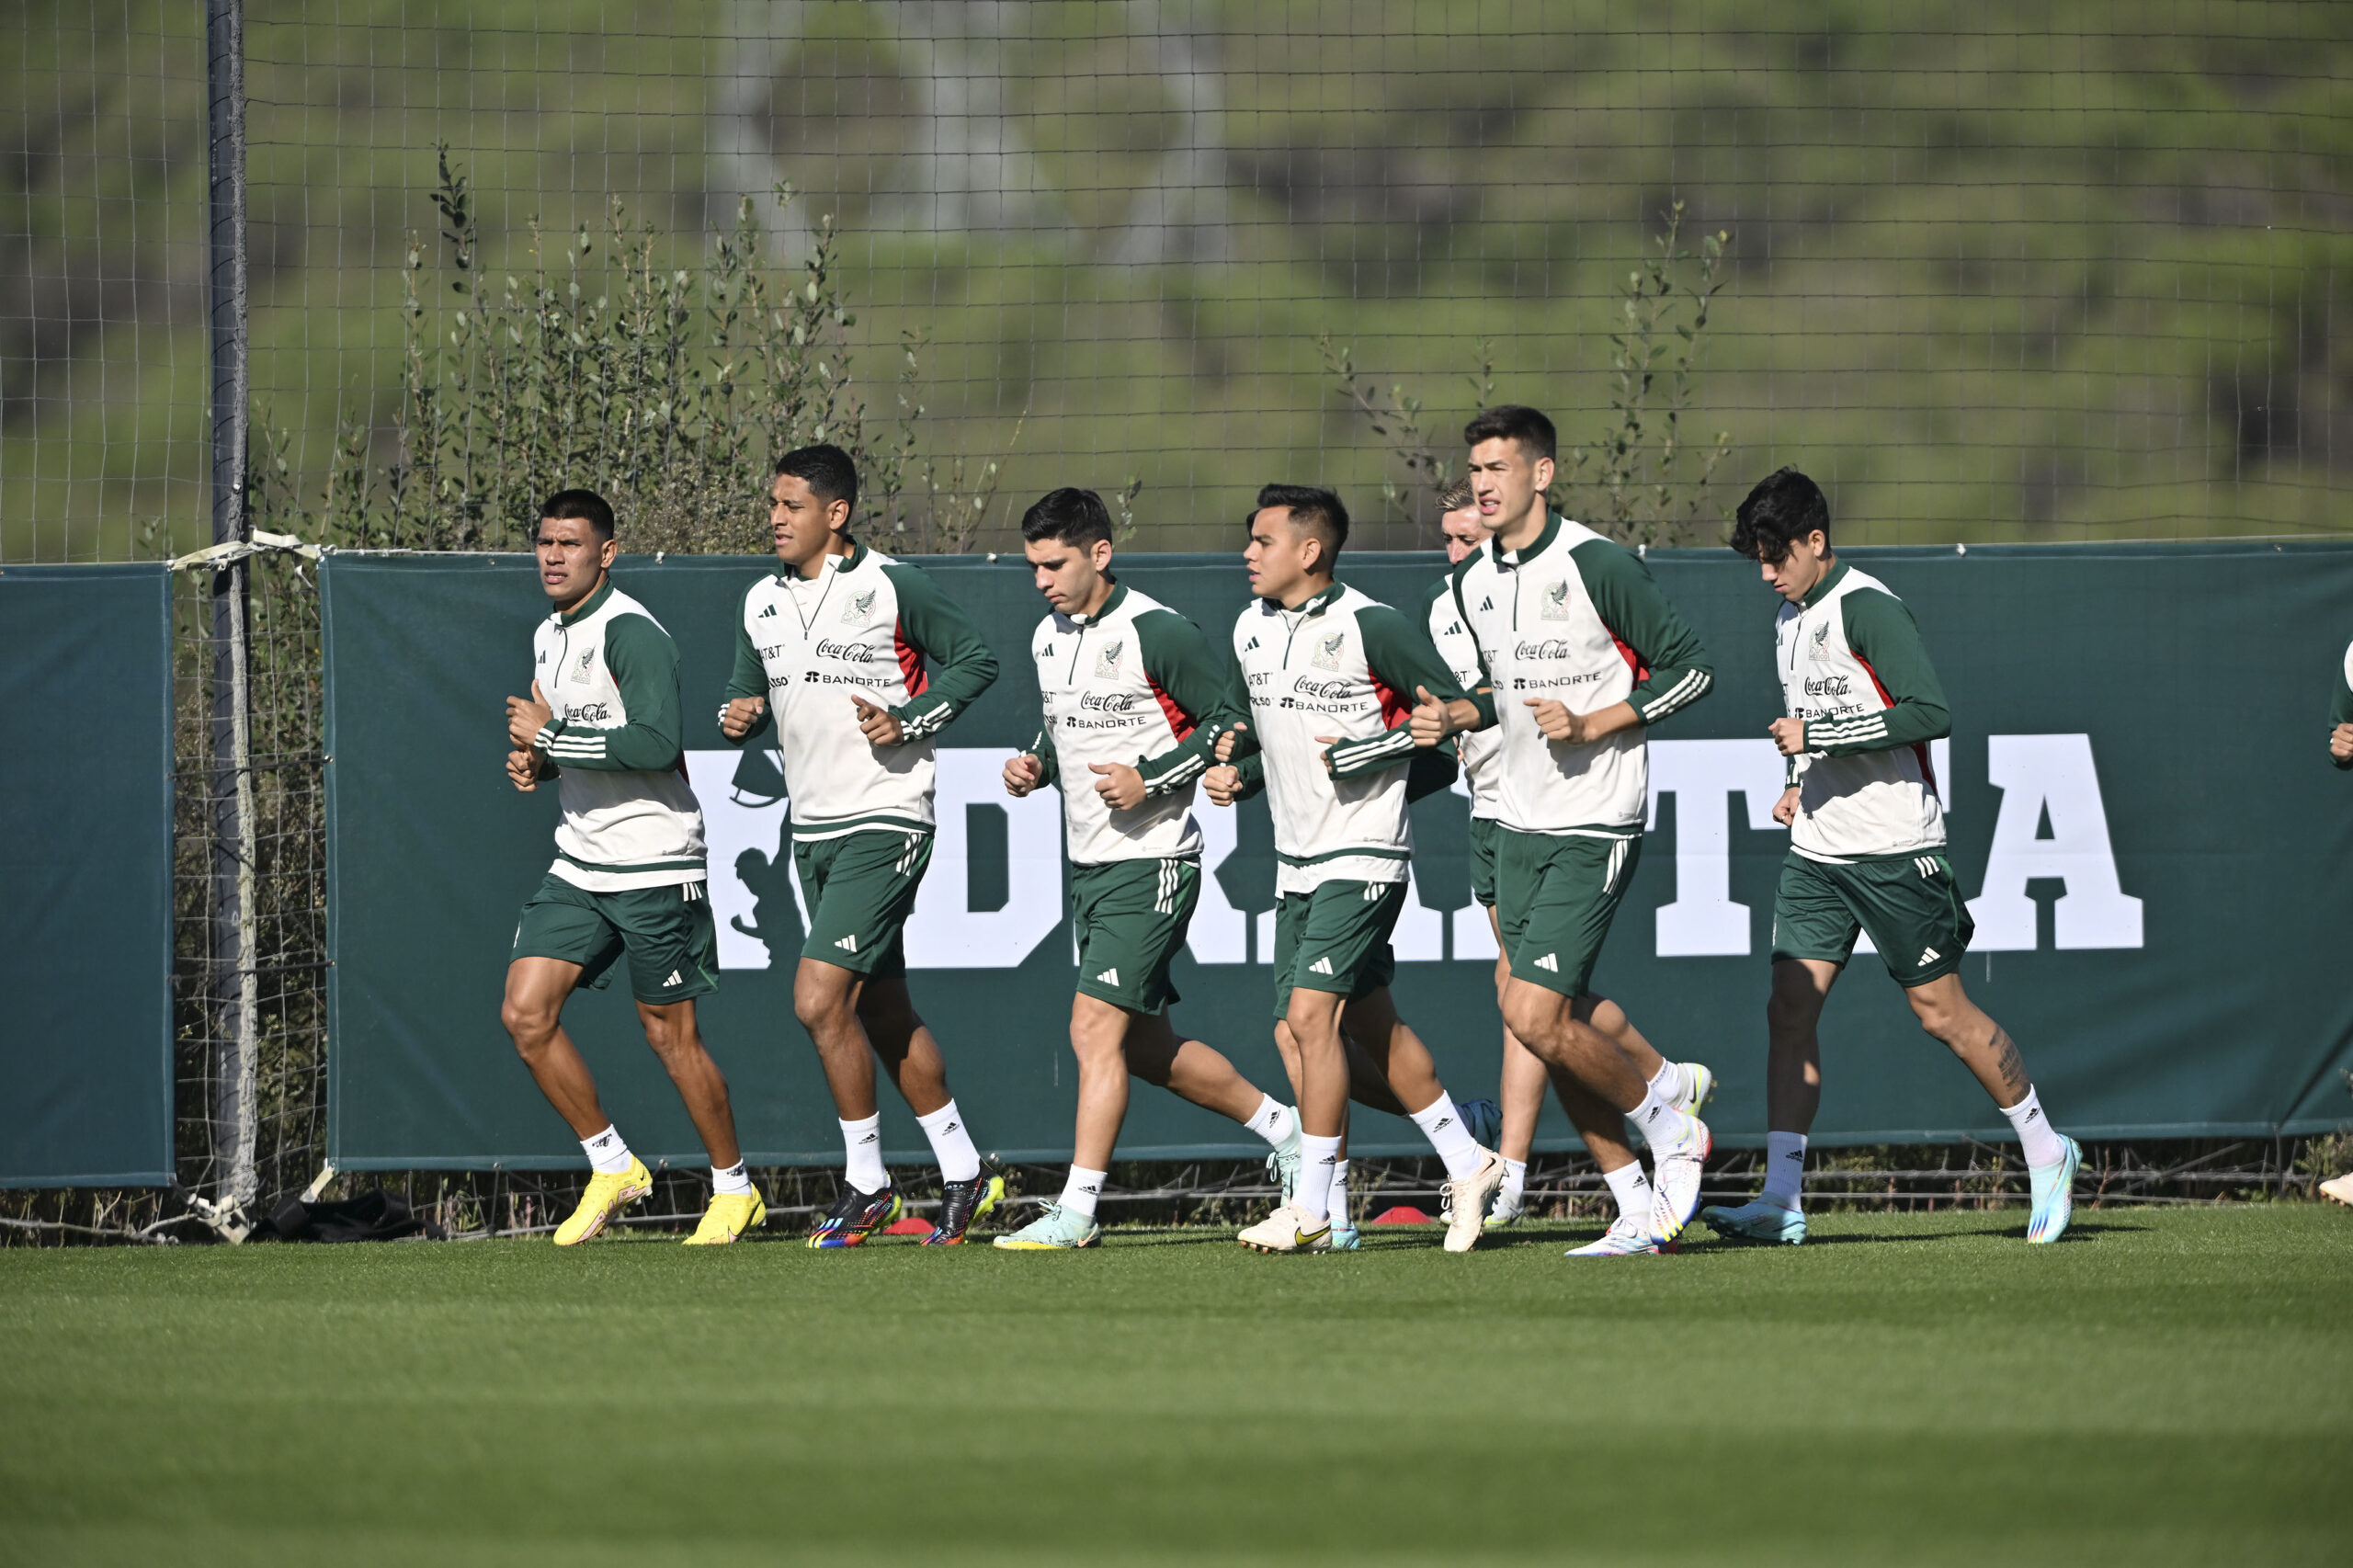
[0,564,175,1187]
[322,542,2353,1171]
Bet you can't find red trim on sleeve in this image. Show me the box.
[1368,673,1414,732]
[1144,673,1195,743]
[893,623,929,699]
[1609,632,1651,685]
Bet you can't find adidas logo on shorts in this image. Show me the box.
[1096,967,1120,985]
[663,969,682,987]
[835,934,858,952]
[1533,953,1559,972]
[1308,956,1335,975]
[1918,947,1940,965]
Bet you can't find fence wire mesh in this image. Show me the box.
[3,4,2350,1239]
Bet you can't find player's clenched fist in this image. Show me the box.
[1003,752,1044,797]
[720,695,767,740]
[505,679,554,751]
[851,695,905,746]
[1408,685,1457,747]
[1090,762,1147,810]
[1524,697,1579,743]
[2333,722,2353,763]
[1768,715,1808,756]
[1202,764,1244,807]
[1212,721,1250,765]
[506,748,545,792]
[1772,785,1802,826]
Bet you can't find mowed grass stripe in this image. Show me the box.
[1,1209,2347,1567]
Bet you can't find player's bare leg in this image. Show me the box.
[634,998,743,1170]
[501,956,612,1138]
[1342,988,1505,1251]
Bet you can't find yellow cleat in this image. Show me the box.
[683,1190,767,1245]
[553,1157,653,1245]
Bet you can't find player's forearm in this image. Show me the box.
[891,649,998,742]
[538,719,681,772]
[1324,724,1418,780]
[1806,696,1949,757]
[1627,660,1712,725]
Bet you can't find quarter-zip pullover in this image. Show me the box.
[1424,575,1501,817]
[722,540,998,839]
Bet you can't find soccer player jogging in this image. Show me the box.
[1411,406,1718,1254]
[993,488,1307,1249]
[499,490,762,1246]
[1701,467,2083,1245]
[1205,484,1506,1255]
[718,444,1004,1247]
[1422,479,1715,1246]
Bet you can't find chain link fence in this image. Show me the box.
[4,3,2349,1239]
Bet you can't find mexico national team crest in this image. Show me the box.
[1311,631,1346,671]
[840,587,878,625]
[574,647,596,677]
[1094,638,1124,677]
[1812,620,1831,652]
[1540,579,1572,620]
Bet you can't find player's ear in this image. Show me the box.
[597,534,619,569]
[1089,537,1114,573]
[826,496,852,534]
[1531,453,1555,493]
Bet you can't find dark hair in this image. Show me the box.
[775,442,859,521]
[539,488,616,540]
[1252,483,1349,562]
[1019,486,1114,547]
[1730,467,1831,562]
[1436,475,1475,513]
[1463,403,1557,462]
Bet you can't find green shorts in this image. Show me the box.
[1070,857,1199,1015]
[793,827,933,979]
[1468,814,1502,908]
[1494,827,1641,997]
[1771,850,1973,988]
[511,872,719,1005]
[1270,879,1405,1021]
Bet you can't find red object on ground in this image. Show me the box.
[884,1216,936,1236]
[1369,1205,1433,1225]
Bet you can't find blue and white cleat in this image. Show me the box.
[993,1201,1102,1250]
[1699,1197,1807,1245]
[1564,1214,1662,1257]
[1675,1062,1717,1116]
[1459,1097,1503,1151]
[1317,1221,1361,1252]
[2026,1135,2083,1244]
[1265,1117,1303,1206]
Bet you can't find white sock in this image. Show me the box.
[1499,1156,1529,1208]
[581,1125,632,1176]
[1999,1086,2066,1168]
[1631,1087,1697,1153]
[915,1099,982,1183]
[710,1159,753,1197]
[1328,1159,1351,1225]
[1763,1131,1807,1207]
[1244,1096,1296,1148]
[1601,1160,1653,1221]
[1408,1091,1486,1180]
[1646,1059,1688,1105]
[1296,1133,1342,1222]
[839,1113,888,1194]
[1059,1165,1107,1220]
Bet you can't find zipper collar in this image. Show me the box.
[1799,558,1848,611]
[1266,580,1344,617]
[1489,511,1562,572]
[556,576,614,627]
[1066,580,1127,627]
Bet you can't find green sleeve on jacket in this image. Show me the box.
[1810,588,1951,757]
[536,614,685,773]
[1132,607,1233,796]
[1404,744,1459,802]
[1446,561,1500,729]
[2331,641,2353,770]
[1228,749,1267,801]
[719,579,775,746]
[1570,539,1712,724]
[1323,603,1465,781]
[1189,649,1259,767]
[881,562,999,741]
[1029,713,1061,788]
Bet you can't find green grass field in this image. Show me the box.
[3,1207,2347,1567]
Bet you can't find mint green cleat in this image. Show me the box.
[2026,1136,2082,1244]
[1317,1221,1360,1252]
[1699,1197,1807,1245]
[1265,1117,1303,1205]
[992,1202,1102,1250]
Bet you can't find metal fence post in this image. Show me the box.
[206,0,257,1221]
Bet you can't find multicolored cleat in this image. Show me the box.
[1647,1113,1712,1244]
[1675,1061,1717,1115]
[683,1190,767,1245]
[553,1157,653,1245]
[808,1182,902,1248]
[924,1172,1005,1244]
[2026,1135,2082,1244]
[1317,1221,1361,1252]
[992,1201,1102,1250]
[1699,1196,1808,1245]
[1564,1214,1663,1256]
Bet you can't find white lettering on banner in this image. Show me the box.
[1644,739,1790,956]
[1968,733,2143,950]
[1188,801,1250,963]
[903,749,1064,968]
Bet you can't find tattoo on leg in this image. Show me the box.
[1986,1024,2028,1098]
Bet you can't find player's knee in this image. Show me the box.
[501,994,557,1053]
[792,970,849,1033]
[1500,987,1555,1049]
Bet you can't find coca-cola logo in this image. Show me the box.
[1514,639,1575,661]
[1803,675,1851,698]
[565,702,613,723]
[1290,676,1356,699]
[1080,691,1140,712]
[813,638,881,664]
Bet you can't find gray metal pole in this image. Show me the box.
[206,0,257,1220]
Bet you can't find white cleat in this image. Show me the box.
[1237,1201,1331,1255]
[1564,1214,1664,1257]
[2322,1173,2353,1210]
[1675,1061,1717,1116]
[1647,1112,1712,1244]
[1440,1148,1506,1253]
[1483,1184,1527,1231]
